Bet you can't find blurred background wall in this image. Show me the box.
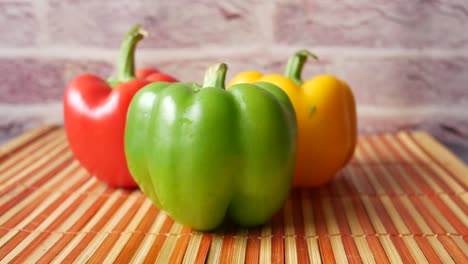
[0,0,467,148]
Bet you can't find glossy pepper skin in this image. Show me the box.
[63,25,177,188]
[125,63,297,231]
[229,50,357,187]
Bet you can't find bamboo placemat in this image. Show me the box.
[0,126,467,263]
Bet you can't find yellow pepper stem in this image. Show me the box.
[284,50,319,85]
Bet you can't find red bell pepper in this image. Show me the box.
[63,25,177,188]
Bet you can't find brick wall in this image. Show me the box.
[1,0,467,143]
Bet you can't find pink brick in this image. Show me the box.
[0,2,38,47]
[256,53,468,108]
[2,53,467,108]
[0,58,112,103]
[47,1,268,48]
[162,52,468,109]
[274,0,468,48]
[139,55,271,84]
[62,59,114,84]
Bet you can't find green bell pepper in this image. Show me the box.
[125,63,297,231]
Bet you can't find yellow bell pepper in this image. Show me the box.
[228,50,357,187]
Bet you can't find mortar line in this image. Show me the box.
[1,46,468,61]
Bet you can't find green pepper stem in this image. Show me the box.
[117,24,147,83]
[284,50,319,85]
[202,63,228,89]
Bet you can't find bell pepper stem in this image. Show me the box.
[284,50,319,85]
[202,63,228,89]
[117,24,147,83]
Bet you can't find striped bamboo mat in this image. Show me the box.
[0,126,467,263]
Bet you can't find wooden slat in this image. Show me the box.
[113,204,160,263]
[291,193,310,263]
[154,223,186,263]
[7,179,104,263]
[182,232,203,264]
[98,199,153,263]
[259,224,272,263]
[0,128,467,263]
[408,132,468,187]
[271,208,285,264]
[128,211,169,263]
[245,228,261,263]
[194,234,212,264]
[50,191,128,263]
[218,230,235,263]
[0,125,57,159]
[312,193,336,263]
[37,186,115,263]
[0,129,64,175]
[143,216,176,263]
[284,199,298,264]
[0,161,82,227]
[206,234,223,264]
[72,192,142,263]
[0,175,91,259]
[397,133,466,193]
[232,230,248,264]
[0,133,69,190]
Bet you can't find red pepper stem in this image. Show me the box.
[284,50,319,85]
[202,63,228,89]
[117,24,147,82]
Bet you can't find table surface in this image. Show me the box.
[0,126,467,263]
